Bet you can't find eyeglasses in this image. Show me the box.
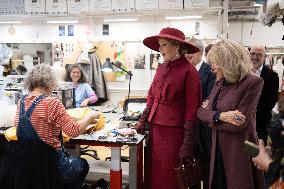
[250,52,264,58]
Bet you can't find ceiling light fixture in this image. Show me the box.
[104,18,138,22]
[254,3,263,7]
[0,21,22,24]
[46,20,78,24]
[165,16,203,20]
[8,24,16,36]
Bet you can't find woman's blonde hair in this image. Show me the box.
[207,39,252,83]
[25,64,57,92]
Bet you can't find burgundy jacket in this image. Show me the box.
[147,56,201,126]
[197,74,265,189]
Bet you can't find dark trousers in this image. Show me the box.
[256,125,269,145]
[63,159,89,189]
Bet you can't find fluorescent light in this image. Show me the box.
[0,21,22,24]
[254,3,263,7]
[102,68,113,72]
[46,20,78,24]
[104,18,138,22]
[165,16,203,20]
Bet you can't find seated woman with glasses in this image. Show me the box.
[66,64,98,107]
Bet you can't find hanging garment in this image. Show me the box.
[88,52,108,99]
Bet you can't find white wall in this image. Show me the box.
[228,20,284,47]
[0,16,282,104]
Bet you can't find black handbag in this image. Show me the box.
[58,133,89,183]
[175,155,203,189]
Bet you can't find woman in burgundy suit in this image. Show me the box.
[136,27,201,189]
[197,40,265,189]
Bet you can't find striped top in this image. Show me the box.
[14,95,80,150]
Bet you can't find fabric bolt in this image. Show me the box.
[145,56,201,189]
[74,83,98,107]
[14,95,80,150]
[197,75,265,189]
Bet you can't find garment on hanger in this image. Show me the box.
[83,52,108,100]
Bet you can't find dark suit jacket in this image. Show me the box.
[198,62,216,101]
[198,74,265,189]
[256,65,279,141]
[196,62,215,154]
[196,62,216,189]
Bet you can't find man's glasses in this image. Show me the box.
[250,52,264,58]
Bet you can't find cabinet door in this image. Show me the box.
[112,0,135,12]
[0,0,25,15]
[67,0,90,14]
[89,0,112,13]
[46,0,68,15]
[25,0,46,15]
[159,0,183,9]
[184,0,209,8]
[136,0,159,10]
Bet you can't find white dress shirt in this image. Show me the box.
[254,65,263,77]
[195,61,203,71]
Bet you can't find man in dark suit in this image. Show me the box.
[187,39,216,100]
[250,44,279,144]
[186,38,215,189]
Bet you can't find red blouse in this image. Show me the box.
[147,56,202,126]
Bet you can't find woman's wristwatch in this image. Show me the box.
[213,112,221,124]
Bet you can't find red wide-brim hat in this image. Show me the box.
[143,27,199,54]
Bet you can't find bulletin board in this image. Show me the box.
[93,42,123,68]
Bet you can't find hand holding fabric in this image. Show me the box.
[80,99,90,107]
[86,111,100,124]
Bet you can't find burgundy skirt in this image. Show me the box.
[148,123,184,189]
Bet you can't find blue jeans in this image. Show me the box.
[57,150,89,189]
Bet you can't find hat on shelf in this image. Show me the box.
[143,27,199,54]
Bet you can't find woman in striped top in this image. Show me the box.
[14,64,100,188]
